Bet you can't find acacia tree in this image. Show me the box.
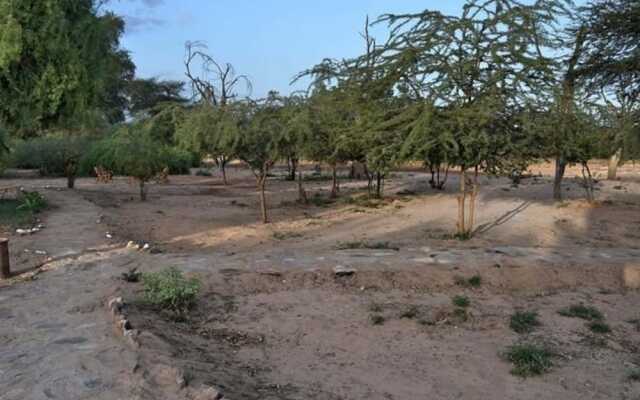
[176,105,238,184]
[304,86,356,198]
[231,99,282,223]
[366,0,568,236]
[90,128,165,201]
[183,42,251,182]
[597,86,640,179]
[579,0,640,179]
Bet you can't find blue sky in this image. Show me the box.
[105,0,464,97]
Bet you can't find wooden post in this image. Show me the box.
[0,238,10,279]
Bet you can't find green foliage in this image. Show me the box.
[17,191,47,213]
[587,321,611,334]
[503,343,554,377]
[369,314,385,325]
[160,147,195,175]
[454,275,482,288]
[8,136,94,177]
[85,127,167,200]
[627,368,640,382]
[452,295,470,308]
[0,0,134,135]
[0,200,33,227]
[142,267,200,314]
[558,304,604,321]
[510,311,541,334]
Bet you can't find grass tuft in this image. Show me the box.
[627,368,640,382]
[587,321,611,334]
[454,274,482,288]
[452,295,470,308]
[558,304,604,321]
[510,311,541,334]
[503,343,553,377]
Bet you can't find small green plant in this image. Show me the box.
[503,343,553,377]
[0,200,34,227]
[510,311,541,334]
[558,304,603,321]
[272,231,304,240]
[454,274,482,288]
[587,321,611,334]
[400,306,419,320]
[121,268,141,283]
[453,231,473,241]
[452,295,470,308]
[627,368,640,381]
[452,308,469,322]
[370,314,385,325]
[17,191,47,213]
[142,267,200,314]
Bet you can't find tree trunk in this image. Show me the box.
[258,175,268,223]
[607,148,622,181]
[289,157,298,181]
[468,170,479,234]
[553,156,567,201]
[582,162,595,203]
[330,164,338,199]
[457,170,466,236]
[139,180,147,201]
[67,175,76,189]
[220,160,228,185]
[375,172,383,198]
[298,171,308,204]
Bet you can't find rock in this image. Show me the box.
[105,232,113,239]
[142,243,150,250]
[175,369,187,389]
[191,386,224,400]
[623,265,640,289]
[334,265,356,277]
[34,250,48,256]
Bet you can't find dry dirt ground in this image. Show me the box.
[1,161,640,400]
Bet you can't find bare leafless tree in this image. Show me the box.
[184,41,252,106]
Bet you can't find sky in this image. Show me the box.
[105,0,464,98]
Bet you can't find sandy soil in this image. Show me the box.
[1,161,639,399]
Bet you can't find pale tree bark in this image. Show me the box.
[553,156,567,201]
[258,173,268,223]
[297,171,308,204]
[607,148,622,180]
[457,170,467,236]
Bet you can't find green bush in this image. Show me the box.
[510,311,541,334]
[558,304,603,321]
[161,147,195,174]
[9,136,94,177]
[80,131,195,177]
[17,191,47,213]
[452,295,470,308]
[503,343,553,377]
[142,267,200,314]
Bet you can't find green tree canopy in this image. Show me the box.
[0,0,134,136]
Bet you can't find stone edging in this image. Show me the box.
[106,296,225,400]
